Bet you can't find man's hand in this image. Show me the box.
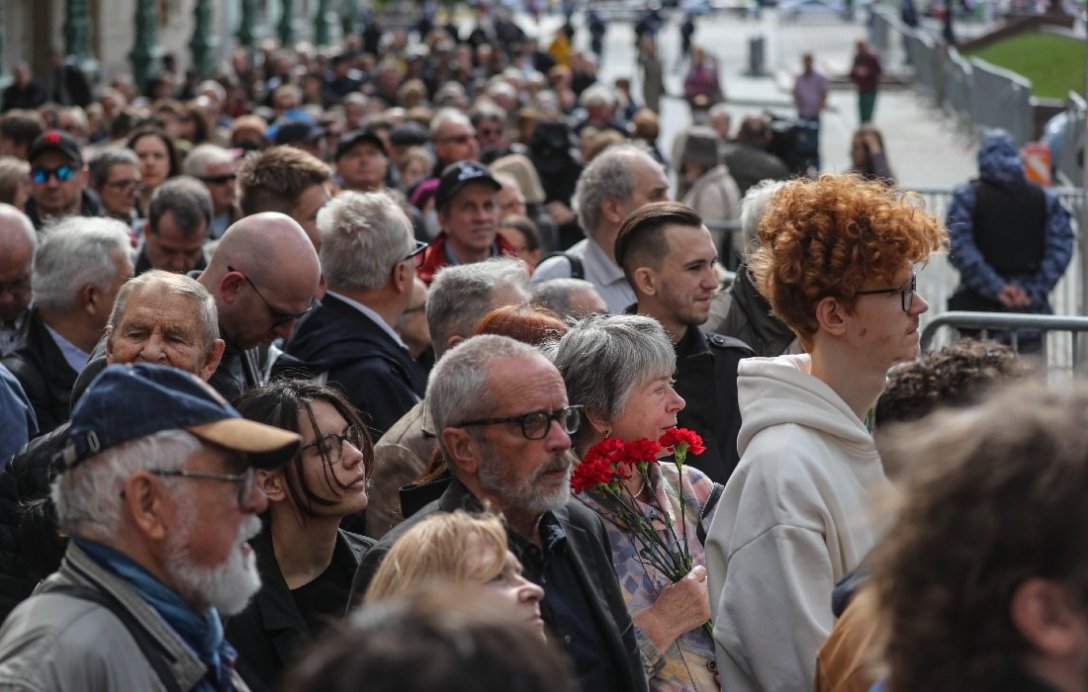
[997,283,1032,309]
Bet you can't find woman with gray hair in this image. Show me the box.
[551,313,721,691]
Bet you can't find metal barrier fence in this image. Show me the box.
[921,312,1088,375]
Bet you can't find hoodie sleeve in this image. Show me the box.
[1017,190,1074,306]
[947,183,1007,299]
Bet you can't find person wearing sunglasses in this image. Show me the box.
[227,380,375,692]
[704,174,946,692]
[24,129,103,230]
[88,148,142,231]
[183,143,239,240]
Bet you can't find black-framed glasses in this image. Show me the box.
[405,240,428,267]
[200,173,237,186]
[457,405,584,440]
[856,273,917,313]
[104,179,142,192]
[150,467,256,507]
[302,425,366,465]
[31,164,76,184]
[228,265,313,328]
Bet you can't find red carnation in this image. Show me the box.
[659,427,706,456]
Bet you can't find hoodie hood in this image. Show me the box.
[978,129,1026,188]
[736,354,874,457]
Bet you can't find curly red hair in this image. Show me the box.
[748,174,946,350]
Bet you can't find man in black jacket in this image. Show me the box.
[351,335,649,692]
[615,201,754,484]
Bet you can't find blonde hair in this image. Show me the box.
[365,511,508,604]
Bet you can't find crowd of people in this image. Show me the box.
[0,7,1081,692]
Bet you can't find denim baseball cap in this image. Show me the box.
[58,364,300,471]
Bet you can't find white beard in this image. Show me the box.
[165,514,263,616]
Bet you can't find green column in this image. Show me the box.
[189,0,216,77]
[314,0,333,46]
[0,1,5,78]
[341,0,359,38]
[237,0,257,55]
[278,0,295,47]
[129,0,160,94]
[64,0,94,62]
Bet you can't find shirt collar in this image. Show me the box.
[326,290,411,350]
[45,323,89,373]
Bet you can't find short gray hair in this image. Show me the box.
[579,83,616,109]
[531,278,598,319]
[550,313,675,448]
[739,178,788,257]
[88,148,139,190]
[107,269,219,351]
[33,217,132,313]
[318,190,413,292]
[147,176,213,236]
[53,429,198,541]
[428,334,542,460]
[573,145,649,236]
[182,143,234,178]
[427,257,530,358]
[430,107,471,137]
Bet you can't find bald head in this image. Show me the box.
[201,212,321,348]
[0,204,36,326]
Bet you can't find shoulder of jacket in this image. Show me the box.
[706,333,756,354]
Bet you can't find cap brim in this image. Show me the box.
[188,419,301,469]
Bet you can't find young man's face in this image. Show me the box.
[644,224,719,330]
[847,264,929,369]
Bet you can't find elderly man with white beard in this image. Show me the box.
[0,363,300,691]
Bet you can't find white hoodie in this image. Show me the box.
[705,353,889,692]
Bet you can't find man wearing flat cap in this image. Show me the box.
[415,160,518,284]
[0,363,299,691]
[679,126,742,260]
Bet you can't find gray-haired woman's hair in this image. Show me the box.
[427,258,530,359]
[428,335,541,460]
[531,278,597,320]
[550,313,675,448]
[33,216,132,314]
[107,270,219,351]
[739,178,788,258]
[88,147,139,190]
[318,190,413,293]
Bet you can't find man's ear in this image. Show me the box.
[257,469,287,503]
[392,260,412,294]
[600,195,624,226]
[1010,577,1083,659]
[632,266,657,296]
[441,427,479,478]
[122,472,170,542]
[199,339,226,381]
[446,334,464,352]
[219,271,245,304]
[814,295,847,338]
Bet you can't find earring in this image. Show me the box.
[603,429,611,439]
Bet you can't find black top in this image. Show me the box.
[1,308,78,435]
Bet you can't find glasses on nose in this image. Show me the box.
[31,164,76,184]
[478,128,501,137]
[200,173,237,186]
[438,134,476,145]
[855,273,917,312]
[405,240,428,268]
[228,265,313,328]
[457,405,584,441]
[105,179,142,193]
[150,466,256,508]
[301,425,366,465]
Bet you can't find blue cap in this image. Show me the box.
[59,364,300,470]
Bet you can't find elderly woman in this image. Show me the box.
[227,381,375,692]
[364,511,546,641]
[552,313,721,691]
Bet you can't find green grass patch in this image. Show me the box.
[965,33,1085,100]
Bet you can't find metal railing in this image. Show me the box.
[921,311,1088,375]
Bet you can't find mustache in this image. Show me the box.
[238,515,262,545]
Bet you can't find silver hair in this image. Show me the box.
[579,83,617,109]
[88,147,139,190]
[318,190,413,292]
[0,202,37,254]
[531,278,598,319]
[573,145,652,236]
[739,178,788,257]
[427,334,542,460]
[426,257,530,358]
[53,429,198,541]
[33,216,132,314]
[107,269,219,352]
[430,107,471,137]
[196,79,227,103]
[147,176,213,235]
[549,313,675,448]
[182,143,234,178]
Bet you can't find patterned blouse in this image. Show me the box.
[578,461,722,692]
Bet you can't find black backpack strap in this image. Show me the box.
[540,251,585,280]
[696,482,725,546]
[45,583,183,692]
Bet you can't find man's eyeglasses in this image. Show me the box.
[405,240,428,267]
[104,179,142,192]
[302,425,366,465]
[201,173,237,186]
[228,265,313,328]
[437,134,476,145]
[457,405,584,441]
[31,164,76,184]
[150,467,256,508]
[856,273,917,313]
[477,127,502,138]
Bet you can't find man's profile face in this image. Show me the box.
[439,182,498,257]
[200,162,236,214]
[0,234,32,325]
[106,286,217,379]
[145,210,207,273]
[290,183,330,252]
[30,150,85,218]
[648,224,719,328]
[617,156,670,221]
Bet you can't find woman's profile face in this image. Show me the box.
[291,399,369,518]
[467,538,546,641]
[132,134,171,189]
[608,374,685,444]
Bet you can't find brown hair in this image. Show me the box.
[235,145,331,216]
[748,174,946,350]
[614,201,704,284]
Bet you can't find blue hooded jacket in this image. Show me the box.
[946,130,1073,313]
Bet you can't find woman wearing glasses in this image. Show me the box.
[703,174,946,692]
[226,381,375,692]
[551,313,722,692]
